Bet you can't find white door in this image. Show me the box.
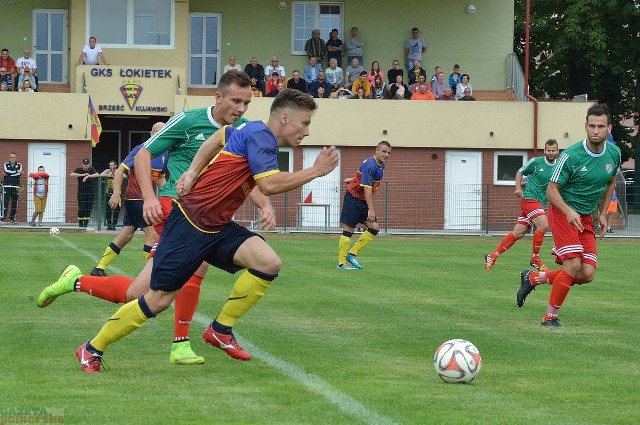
[189,13,221,86]
[28,143,66,224]
[444,151,482,230]
[301,148,341,228]
[33,9,68,84]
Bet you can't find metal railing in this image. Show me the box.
[507,52,527,102]
[4,178,639,237]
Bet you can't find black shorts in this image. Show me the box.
[122,199,149,229]
[150,208,262,292]
[340,191,373,227]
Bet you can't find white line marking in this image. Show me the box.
[58,235,398,425]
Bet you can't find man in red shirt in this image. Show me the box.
[0,49,17,90]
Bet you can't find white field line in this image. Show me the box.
[57,235,398,425]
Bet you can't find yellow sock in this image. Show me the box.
[90,299,149,352]
[216,270,273,328]
[96,243,120,270]
[143,244,152,261]
[349,230,375,255]
[338,235,352,264]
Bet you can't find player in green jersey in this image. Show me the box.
[516,105,621,327]
[485,139,559,271]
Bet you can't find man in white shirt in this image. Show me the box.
[16,49,37,90]
[76,37,108,66]
[264,56,286,79]
[223,56,242,73]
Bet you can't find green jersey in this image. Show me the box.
[519,156,557,206]
[143,107,248,198]
[550,139,621,215]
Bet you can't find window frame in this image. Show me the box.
[87,0,175,49]
[493,151,528,186]
[291,2,344,56]
[278,148,294,172]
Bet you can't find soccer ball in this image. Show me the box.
[49,227,60,235]
[433,339,482,384]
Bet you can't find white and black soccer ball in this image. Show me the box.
[49,227,60,235]
[434,339,482,384]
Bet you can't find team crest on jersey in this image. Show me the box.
[606,163,612,173]
[120,78,143,110]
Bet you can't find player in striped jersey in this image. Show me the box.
[516,105,621,327]
[485,139,559,271]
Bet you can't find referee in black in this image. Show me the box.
[3,152,22,224]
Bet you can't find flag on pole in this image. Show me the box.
[182,97,191,112]
[88,95,102,147]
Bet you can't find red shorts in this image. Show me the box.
[548,205,598,267]
[516,199,546,227]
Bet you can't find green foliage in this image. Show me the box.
[2,232,640,424]
[514,0,640,161]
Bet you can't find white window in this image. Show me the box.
[292,2,343,55]
[88,0,174,48]
[189,13,221,87]
[494,151,528,185]
[278,148,294,172]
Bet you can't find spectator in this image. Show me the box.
[333,87,355,99]
[71,158,99,228]
[432,70,448,98]
[244,57,266,94]
[101,160,120,230]
[265,56,286,79]
[304,29,326,62]
[309,70,331,98]
[0,81,7,91]
[326,29,344,68]
[16,48,37,91]
[389,75,410,100]
[286,70,308,93]
[314,85,328,99]
[251,87,263,98]
[411,83,436,100]
[438,87,455,101]
[431,65,444,85]
[449,64,462,92]
[455,74,473,100]
[367,61,384,86]
[404,27,427,70]
[370,75,387,100]
[265,72,283,96]
[76,36,108,66]
[325,58,344,92]
[266,81,285,98]
[18,78,35,92]
[223,56,242,73]
[29,166,49,227]
[409,74,431,95]
[387,59,404,85]
[2,153,22,224]
[345,57,364,88]
[458,87,476,101]
[0,67,12,91]
[346,26,364,65]
[303,56,323,85]
[351,71,371,99]
[354,87,367,99]
[407,59,427,86]
[0,49,17,90]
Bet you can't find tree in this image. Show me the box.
[514,0,640,164]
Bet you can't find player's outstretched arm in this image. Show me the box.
[597,176,617,239]
[177,131,226,197]
[256,146,338,196]
[547,182,582,232]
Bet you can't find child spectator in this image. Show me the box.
[19,78,35,92]
[29,166,49,226]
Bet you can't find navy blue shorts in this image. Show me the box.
[122,199,149,229]
[340,191,374,227]
[150,208,261,292]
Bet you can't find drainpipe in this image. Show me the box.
[525,0,538,156]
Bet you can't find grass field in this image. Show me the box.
[1,230,639,425]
